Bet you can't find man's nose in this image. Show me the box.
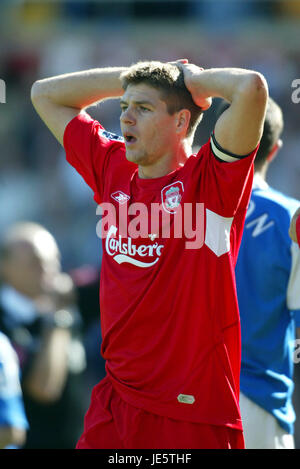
[120,107,135,125]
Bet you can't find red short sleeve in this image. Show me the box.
[194,134,259,217]
[63,112,126,204]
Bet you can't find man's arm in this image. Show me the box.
[31,67,127,146]
[289,207,300,246]
[23,274,78,403]
[182,65,268,155]
[23,326,71,403]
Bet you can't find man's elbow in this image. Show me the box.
[31,79,53,107]
[240,72,269,107]
[31,80,44,105]
[251,72,268,100]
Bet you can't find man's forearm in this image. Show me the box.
[184,66,267,107]
[31,67,127,110]
[181,63,267,155]
[24,327,71,403]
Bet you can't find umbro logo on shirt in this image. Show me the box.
[111,191,130,205]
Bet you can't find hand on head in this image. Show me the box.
[169,59,212,111]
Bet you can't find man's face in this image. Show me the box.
[3,239,61,299]
[120,83,180,167]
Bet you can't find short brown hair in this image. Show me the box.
[120,61,203,138]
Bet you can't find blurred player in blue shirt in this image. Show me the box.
[0,331,28,449]
[222,97,300,448]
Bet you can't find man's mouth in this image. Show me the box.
[124,133,137,145]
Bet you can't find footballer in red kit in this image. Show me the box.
[31,60,268,449]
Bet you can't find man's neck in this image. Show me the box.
[255,168,266,182]
[138,141,192,179]
[253,170,269,190]
[254,161,269,182]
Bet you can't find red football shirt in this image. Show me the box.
[64,111,257,430]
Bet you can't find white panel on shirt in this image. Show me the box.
[287,242,300,311]
[204,208,234,257]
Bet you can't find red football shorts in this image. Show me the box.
[76,377,245,449]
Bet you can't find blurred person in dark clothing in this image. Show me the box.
[0,222,86,448]
[70,265,106,393]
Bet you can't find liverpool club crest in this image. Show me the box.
[161,181,184,214]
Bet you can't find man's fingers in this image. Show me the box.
[168,61,210,111]
[200,97,213,111]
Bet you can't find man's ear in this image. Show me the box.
[175,109,191,136]
[267,139,283,162]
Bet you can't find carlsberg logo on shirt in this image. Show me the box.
[97,202,233,262]
[105,225,164,268]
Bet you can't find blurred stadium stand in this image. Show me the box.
[0,0,300,448]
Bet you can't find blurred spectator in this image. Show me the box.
[0,222,86,448]
[70,265,106,392]
[0,331,28,449]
